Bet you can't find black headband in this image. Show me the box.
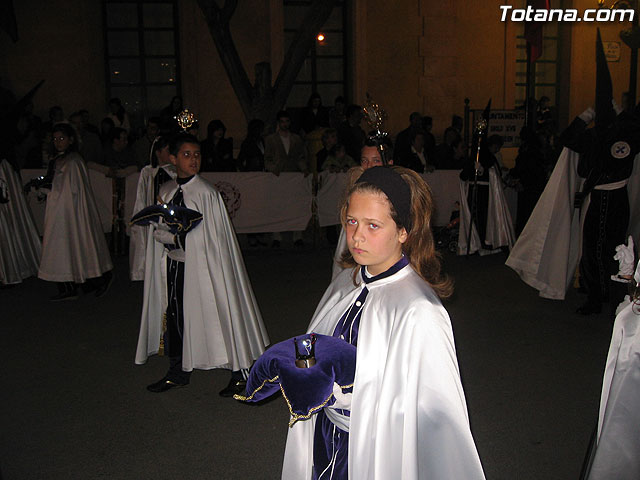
[355,166,412,232]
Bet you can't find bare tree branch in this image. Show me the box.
[197,0,338,124]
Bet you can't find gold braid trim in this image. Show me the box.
[283,382,355,428]
[234,374,355,429]
[158,312,167,356]
[233,375,280,401]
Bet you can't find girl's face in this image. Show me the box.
[345,190,407,276]
[52,131,73,153]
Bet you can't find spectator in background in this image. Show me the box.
[237,118,265,172]
[201,119,235,172]
[338,104,366,162]
[422,115,437,160]
[508,127,548,236]
[79,109,100,136]
[264,110,308,248]
[103,127,136,172]
[159,95,183,134]
[435,128,465,170]
[69,111,103,165]
[100,117,115,148]
[316,128,338,172]
[444,115,463,145]
[321,143,356,173]
[329,95,346,129]
[397,129,434,173]
[106,98,130,133]
[301,92,329,135]
[393,111,422,163]
[133,117,160,170]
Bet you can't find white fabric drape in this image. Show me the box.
[37,153,112,283]
[282,266,485,480]
[0,159,41,284]
[136,175,269,371]
[587,282,640,479]
[457,166,515,255]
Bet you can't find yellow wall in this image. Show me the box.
[178,0,272,143]
[2,0,637,145]
[0,0,105,123]
[568,0,639,119]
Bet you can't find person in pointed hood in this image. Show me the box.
[559,29,640,315]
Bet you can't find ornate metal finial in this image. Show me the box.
[175,109,195,132]
[294,333,317,368]
[363,92,387,133]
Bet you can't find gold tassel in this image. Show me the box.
[158,312,167,356]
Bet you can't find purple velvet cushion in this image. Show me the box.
[235,334,356,424]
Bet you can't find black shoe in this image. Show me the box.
[294,239,304,248]
[146,377,188,393]
[219,378,247,397]
[95,271,114,298]
[50,290,79,301]
[576,302,602,315]
[271,240,281,249]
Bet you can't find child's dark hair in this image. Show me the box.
[50,123,79,155]
[339,166,453,299]
[151,136,170,167]
[169,133,200,156]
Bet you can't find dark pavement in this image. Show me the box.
[1,243,614,479]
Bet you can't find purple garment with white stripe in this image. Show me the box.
[312,256,409,479]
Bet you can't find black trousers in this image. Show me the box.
[580,187,630,306]
[165,257,191,384]
[467,184,489,246]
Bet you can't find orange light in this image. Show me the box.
[317,33,325,42]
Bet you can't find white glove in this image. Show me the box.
[151,221,171,232]
[611,236,635,282]
[153,229,175,245]
[612,99,623,116]
[330,382,352,410]
[578,107,596,124]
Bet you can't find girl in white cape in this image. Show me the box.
[282,166,485,479]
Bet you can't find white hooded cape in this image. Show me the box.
[587,262,640,479]
[457,165,515,255]
[135,175,270,371]
[505,148,640,300]
[129,164,176,281]
[282,265,485,480]
[38,153,112,282]
[0,159,41,284]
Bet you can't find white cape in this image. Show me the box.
[506,148,640,300]
[282,266,485,480]
[0,159,41,284]
[458,166,515,255]
[587,289,640,479]
[135,175,270,371]
[38,153,112,282]
[129,164,176,281]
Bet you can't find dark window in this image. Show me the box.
[283,1,347,107]
[103,0,180,129]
